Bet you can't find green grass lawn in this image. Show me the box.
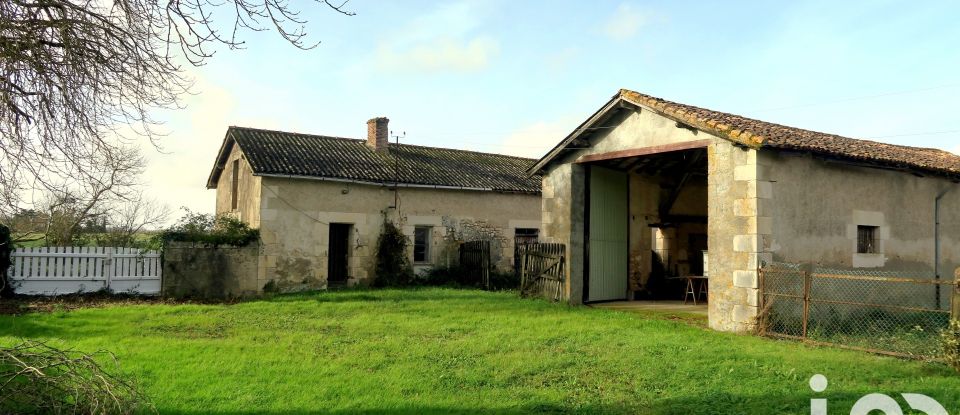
[2,288,959,414]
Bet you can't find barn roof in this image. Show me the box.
[530,89,960,179]
[207,126,542,194]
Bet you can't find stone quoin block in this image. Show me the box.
[733,235,759,252]
[733,270,758,288]
[732,304,758,324]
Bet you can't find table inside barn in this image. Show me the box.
[677,275,708,305]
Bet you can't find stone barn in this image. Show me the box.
[529,89,960,332]
[206,119,541,292]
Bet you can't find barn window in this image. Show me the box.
[413,226,432,263]
[231,159,239,210]
[857,225,878,254]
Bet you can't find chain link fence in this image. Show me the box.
[759,262,957,359]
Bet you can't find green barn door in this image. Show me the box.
[587,166,628,302]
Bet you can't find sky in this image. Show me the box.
[146,0,960,218]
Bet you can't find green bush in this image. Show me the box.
[373,221,413,287]
[943,319,960,372]
[158,210,258,247]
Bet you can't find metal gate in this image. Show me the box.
[587,166,628,302]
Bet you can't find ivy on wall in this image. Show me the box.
[374,219,413,287]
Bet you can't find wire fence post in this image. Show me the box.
[757,259,766,312]
[801,263,813,339]
[953,267,960,321]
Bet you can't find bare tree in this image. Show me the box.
[40,144,145,245]
[0,0,354,215]
[96,193,171,247]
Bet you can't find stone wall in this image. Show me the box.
[707,145,767,332]
[254,178,542,290]
[765,152,960,273]
[162,241,261,299]
[540,162,586,301]
[215,144,263,227]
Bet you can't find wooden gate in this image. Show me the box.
[459,240,491,289]
[513,235,538,276]
[520,243,566,301]
[7,247,162,295]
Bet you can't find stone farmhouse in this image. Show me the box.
[206,119,541,291]
[530,89,960,332]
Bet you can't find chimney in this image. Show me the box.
[366,117,389,152]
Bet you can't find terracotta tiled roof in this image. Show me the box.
[619,89,960,178]
[207,126,541,194]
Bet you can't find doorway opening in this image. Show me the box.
[583,146,709,304]
[328,223,352,287]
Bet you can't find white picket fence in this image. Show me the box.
[7,247,162,295]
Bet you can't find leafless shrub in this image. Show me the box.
[0,341,153,414]
[94,193,171,247]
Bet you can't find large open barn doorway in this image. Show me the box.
[582,142,709,304]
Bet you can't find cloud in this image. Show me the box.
[952,145,960,155]
[545,47,580,72]
[497,116,583,159]
[137,71,237,220]
[370,2,499,74]
[603,3,649,40]
[375,36,499,73]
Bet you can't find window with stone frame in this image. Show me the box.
[857,225,879,254]
[413,226,432,263]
